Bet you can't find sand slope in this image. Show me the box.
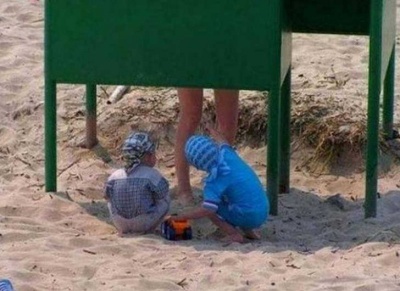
[1,1,400,290]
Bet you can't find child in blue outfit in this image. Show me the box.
[169,126,269,243]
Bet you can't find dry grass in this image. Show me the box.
[291,94,369,172]
[97,87,394,173]
[205,91,390,173]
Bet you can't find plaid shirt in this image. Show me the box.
[105,166,169,219]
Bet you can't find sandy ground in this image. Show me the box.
[1,1,400,290]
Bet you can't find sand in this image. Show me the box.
[1,1,400,290]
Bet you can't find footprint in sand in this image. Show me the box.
[80,265,98,280]
[16,12,37,23]
[0,126,17,148]
[2,5,19,14]
[68,237,95,248]
[0,41,14,53]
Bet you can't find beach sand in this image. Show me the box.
[1,1,400,290]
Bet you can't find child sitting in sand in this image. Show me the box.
[168,126,269,243]
[104,131,170,236]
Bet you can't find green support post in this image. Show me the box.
[279,67,292,194]
[44,0,56,192]
[267,87,281,216]
[267,0,291,216]
[383,48,395,139]
[365,0,383,218]
[86,84,97,148]
[44,80,57,192]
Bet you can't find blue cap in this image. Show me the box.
[185,135,219,173]
[0,279,14,291]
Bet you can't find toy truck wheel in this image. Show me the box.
[183,227,192,240]
[161,221,168,236]
[166,227,176,240]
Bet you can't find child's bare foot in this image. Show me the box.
[243,229,261,240]
[220,233,244,243]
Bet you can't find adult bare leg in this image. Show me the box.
[175,88,203,204]
[214,89,239,144]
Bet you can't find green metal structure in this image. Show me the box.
[45,0,396,218]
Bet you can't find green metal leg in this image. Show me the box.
[279,67,291,194]
[86,84,98,148]
[365,83,380,218]
[383,47,395,139]
[45,80,57,192]
[267,87,281,216]
[365,1,382,218]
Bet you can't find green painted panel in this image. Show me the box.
[291,0,370,35]
[380,0,396,82]
[47,0,285,90]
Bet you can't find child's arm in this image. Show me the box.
[104,169,127,200]
[170,207,214,221]
[104,180,113,201]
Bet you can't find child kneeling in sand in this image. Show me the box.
[104,131,170,236]
[169,126,269,243]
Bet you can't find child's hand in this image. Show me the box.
[165,213,180,222]
[167,214,188,222]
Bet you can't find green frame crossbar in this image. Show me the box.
[45,0,396,218]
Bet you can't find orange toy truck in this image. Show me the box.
[161,218,192,240]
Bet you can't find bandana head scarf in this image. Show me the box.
[122,132,156,172]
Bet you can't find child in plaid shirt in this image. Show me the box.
[105,131,170,236]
